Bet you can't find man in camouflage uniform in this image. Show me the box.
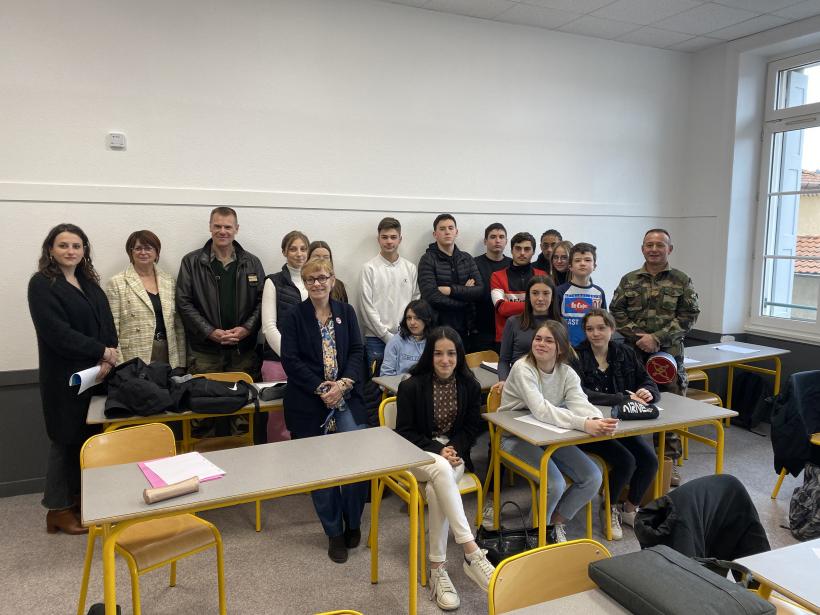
[611,229,700,483]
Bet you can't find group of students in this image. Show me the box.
[28,208,700,613]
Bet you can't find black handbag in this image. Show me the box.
[611,399,659,420]
[475,500,538,566]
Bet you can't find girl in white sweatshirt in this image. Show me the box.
[498,320,617,543]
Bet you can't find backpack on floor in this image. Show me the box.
[789,462,820,540]
[730,371,773,430]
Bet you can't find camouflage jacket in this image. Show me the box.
[610,265,700,361]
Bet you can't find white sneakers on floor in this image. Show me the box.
[600,505,623,541]
[463,548,495,591]
[429,565,460,610]
[620,506,638,528]
[429,549,496,611]
[548,523,568,544]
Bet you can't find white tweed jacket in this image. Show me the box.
[105,264,186,368]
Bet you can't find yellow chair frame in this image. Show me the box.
[488,538,611,614]
[376,396,483,587]
[482,389,600,539]
[771,432,820,499]
[77,423,226,615]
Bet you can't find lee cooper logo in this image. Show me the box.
[570,299,591,311]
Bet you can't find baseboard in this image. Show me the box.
[0,478,44,498]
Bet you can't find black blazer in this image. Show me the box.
[572,339,660,407]
[28,272,117,444]
[280,298,366,435]
[395,372,483,471]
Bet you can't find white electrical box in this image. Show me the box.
[107,132,127,150]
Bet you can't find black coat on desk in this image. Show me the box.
[280,298,366,435]
[28,271,117,444]
[395,372,483,472]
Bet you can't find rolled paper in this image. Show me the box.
[143,476,200,504]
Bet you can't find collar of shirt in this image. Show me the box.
[210,248,236,265]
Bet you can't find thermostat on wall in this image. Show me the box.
[107,132,127,151]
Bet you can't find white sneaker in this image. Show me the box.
[600,505,623,541]
[463,548,495,591]
[670,466,682,487]
[548,523,567,544]
[481,501,495,530]
[620,506,637,528]
[429,564,460,610]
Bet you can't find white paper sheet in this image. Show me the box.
[143,452,225,485]
[69,365,102,395]
[714,344,758,354]
[481,361,498,371]
[514,414,570,433]
[683,357,701,366]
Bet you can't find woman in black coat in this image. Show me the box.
[572,308,659,542]
[395,326,495,611]
[279,257,367,564]
[28,224,118,535]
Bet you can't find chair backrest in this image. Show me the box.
[465,350,499,368]
[194,371,254,384]
[489,539,611,614]
[486,388,502,414]
[379,396,398,429]
[81,423,176,469]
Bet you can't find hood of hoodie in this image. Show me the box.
[634,495,679,548]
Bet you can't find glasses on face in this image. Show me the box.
[552,255,569,262]
[132,245,156,253]
[304,275,332,286]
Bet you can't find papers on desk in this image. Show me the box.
[69,365,102,395]
[714,344,758,354]
[138,452,225,488]
[514,414,570,433]
[480,361,498,373]
[683,357,700,366]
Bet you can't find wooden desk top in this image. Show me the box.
[86,382,283,425]
[484,393,736,446]
[685,341,790,370]
[373,366,498,395]
[736,538,820,612]
[82,426,431,526]
[504,589,630,614]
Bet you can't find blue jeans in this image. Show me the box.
[500,436,602,522]
[365,337,386,365]
[296,406,368,538]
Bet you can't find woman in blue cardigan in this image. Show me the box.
[280,257,368,564]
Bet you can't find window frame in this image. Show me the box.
[748,48,820,344]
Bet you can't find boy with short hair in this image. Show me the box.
[359,217,419,362]
[418,214,483,341]
[490,232,546,342]
[555,242,607,347]
[535,229,562,272]
[473,223,511,352]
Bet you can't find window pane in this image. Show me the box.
[776,62,820,110]
[761,256,819,322]
[767,126,820,195]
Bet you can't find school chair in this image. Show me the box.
[465,350,499,369]
[376,396,483,586]
[682,368,724,463]
[771,432,820,498]
[482,390,599,539]
[77,424,226,615]
[314,611,364,615]
[487,539,611,614]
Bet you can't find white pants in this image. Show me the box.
[410,452,474,563]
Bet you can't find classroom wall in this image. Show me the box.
[0,0,706,376]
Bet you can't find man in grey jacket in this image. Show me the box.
[176,207,265,436]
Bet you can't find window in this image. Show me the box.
[750,49,820,342]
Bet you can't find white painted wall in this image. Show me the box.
[2,0,702,371]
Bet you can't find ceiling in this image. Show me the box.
[380,0,820,52]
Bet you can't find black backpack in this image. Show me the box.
[172,377,258,414]
[729,371,773,430]
[789,462,820,540]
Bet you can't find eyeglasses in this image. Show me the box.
[304,275,332,286]
[132,245,156,253]
[552,255,569,261]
